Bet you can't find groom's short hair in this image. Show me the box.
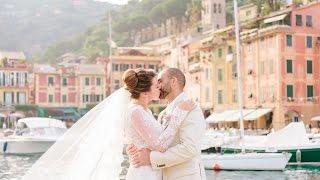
[167,68,186,88]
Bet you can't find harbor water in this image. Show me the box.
[1,154,320,180]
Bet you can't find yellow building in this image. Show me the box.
[0,52,32,108]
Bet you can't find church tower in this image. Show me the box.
[201,0,226,31]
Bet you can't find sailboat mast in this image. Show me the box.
[108,10,113,92]
[233,0,245,140]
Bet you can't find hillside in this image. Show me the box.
[0,0,113,59]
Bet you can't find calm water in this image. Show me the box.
[1,154,320,180]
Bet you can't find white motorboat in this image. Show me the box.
[202,152,292,171]
[0,117,67,154]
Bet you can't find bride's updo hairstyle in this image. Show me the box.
[123,68,156,99]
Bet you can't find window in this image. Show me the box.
[112,64,119,71]
[148,65,155,69]
[247,42,252,52]
[120,64,130,71]
[218,48,222,58]
[296,15,302,26]
[97,78,101,86]
[270,60,274,74]
[48,77,54,86]
[136,64,143,68]
[62,78,67,86]
[306,36,312,48]
[218,69,223,81]
[85,77,90,86]
[62,95,67,103]
[218,4,221,14]
[246,10,251,17]
[287,85,293,98]
[307,60,313,74]
[286,59,293,74]
[227,46,233,54]
[218,90,223,104]
[306,15,312,27]
[213,3,217,13]
[286,35,292,47]
[48,94,54,103]
[205,68,210,80]
[233,89,237,103]
[307,85,313,99]
[205,87,210,102]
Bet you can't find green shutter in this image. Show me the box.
[307,85,313,98]
[286,60,293,73]
[307,60,313,74]
[287,85,293,97]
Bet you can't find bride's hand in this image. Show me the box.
[178,99,196,111]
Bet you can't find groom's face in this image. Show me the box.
[157,71,172,99]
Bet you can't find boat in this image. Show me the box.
[0,117,67,154]
[203,122,320,163]
[202,152,292,171]
[200,0,291,170]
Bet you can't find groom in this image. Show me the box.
[127,68,206,180]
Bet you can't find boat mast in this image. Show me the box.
[108,10,113,93]
[233,0,245,142]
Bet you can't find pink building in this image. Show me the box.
[241,2,320,129]
[33,63,107,109]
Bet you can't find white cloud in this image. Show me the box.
[94,0,128,5]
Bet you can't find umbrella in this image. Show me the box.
[311,116,320,121]
[9,112,25,118]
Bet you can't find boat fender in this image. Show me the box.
[212,163,221,171]
[296,149,301,163]
[3,141,8,153]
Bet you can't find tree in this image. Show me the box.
[186,0,202,25]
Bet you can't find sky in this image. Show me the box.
[94,0,129,5]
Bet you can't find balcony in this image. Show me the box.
[188,63,202,73]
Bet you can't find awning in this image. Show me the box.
[206,110,238,123]
[264,14,288,24]
[225,109,256,122]
[244,108,272,121]
[311,116,320,121]
[206,108,273,123]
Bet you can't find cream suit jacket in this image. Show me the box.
[150,93,206,180]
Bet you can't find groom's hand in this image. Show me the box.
[132,148,151,167]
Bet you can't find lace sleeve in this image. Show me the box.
[131,108,189,152]
[154,107,189,152]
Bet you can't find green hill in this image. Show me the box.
[0,0,112,59]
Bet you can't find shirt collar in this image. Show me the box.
[166,92,187,113]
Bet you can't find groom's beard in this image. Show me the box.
[159,88,170,99]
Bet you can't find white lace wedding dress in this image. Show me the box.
[125,103,188,180]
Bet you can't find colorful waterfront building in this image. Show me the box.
[207,2,320,130]
[33,63,107,109]
[0,51,33,107]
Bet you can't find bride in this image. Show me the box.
[22,68,195,180]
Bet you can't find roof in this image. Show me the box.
[0,51,26,60]
[33,64,58,74]
[77,64,105,75]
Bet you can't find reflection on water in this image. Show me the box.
[1,154,320,180]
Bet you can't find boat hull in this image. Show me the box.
[0,139,55,154]
[203,147,320,163]
[201,153,291,171]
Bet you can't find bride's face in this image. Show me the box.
[147,76,160,101]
